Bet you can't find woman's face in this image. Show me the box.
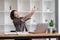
[14,11,20,18]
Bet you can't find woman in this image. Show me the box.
[10,8,36,40]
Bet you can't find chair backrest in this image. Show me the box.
[34,23,48,33]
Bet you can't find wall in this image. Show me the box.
[0,0,4,33]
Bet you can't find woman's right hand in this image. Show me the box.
[31,7,37,13]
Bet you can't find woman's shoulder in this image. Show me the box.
[13,18,19,23]
[13,17,23,22]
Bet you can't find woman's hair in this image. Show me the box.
[10,10,16,20]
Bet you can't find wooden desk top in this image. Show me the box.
[0,33,60,37]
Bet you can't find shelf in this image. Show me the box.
[43,0,51,1]
[17,9,42,12]
[0,11,54,14]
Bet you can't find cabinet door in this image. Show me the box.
[4,0,17,12]
[0,0,4,11]
[18,0,30,12]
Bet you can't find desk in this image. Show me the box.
[0,33,60,40]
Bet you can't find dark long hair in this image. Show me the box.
[10,10,16,20]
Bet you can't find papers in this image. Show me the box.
[4,32,17,34]
[4,32,29,34]
[17,32,29,34]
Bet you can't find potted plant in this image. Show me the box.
[49,20,54,33]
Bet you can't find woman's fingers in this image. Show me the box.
[32,7,37,13]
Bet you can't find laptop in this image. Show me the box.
[29,23,48,34]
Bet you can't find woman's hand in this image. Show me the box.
[31,7,37,13]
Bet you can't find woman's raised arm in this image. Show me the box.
[21,8,37,22]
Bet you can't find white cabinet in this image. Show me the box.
[0,0,55,33]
